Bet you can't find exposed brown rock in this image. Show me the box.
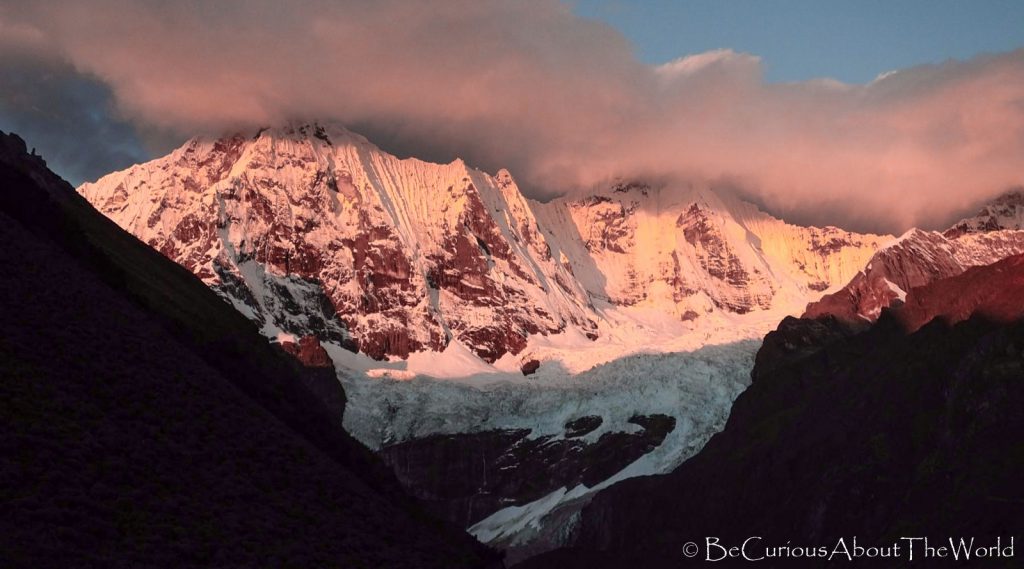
[520,359,541,376]
[280,335,334,368]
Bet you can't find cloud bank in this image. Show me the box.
[2,0,1023,232]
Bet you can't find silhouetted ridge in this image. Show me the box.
[0,130,499,568]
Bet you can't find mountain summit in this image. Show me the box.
[80,123,598,363]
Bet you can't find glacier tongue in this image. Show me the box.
[337,308,787,448]
[343,335,762,560]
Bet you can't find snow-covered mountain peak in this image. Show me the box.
[79,125,598,364]
[79,124,888,372]
[254,121,374,146]
[944,189,1024,238]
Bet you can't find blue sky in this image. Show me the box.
[574,0,1024,83]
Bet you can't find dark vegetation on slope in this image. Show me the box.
[0,132,499,568]
[526,261,1024,568]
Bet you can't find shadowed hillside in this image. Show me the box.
[0,131,499,568]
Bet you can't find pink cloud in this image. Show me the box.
[4,0,1024,232]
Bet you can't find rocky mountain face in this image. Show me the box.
[537,183,887,317]
[0,131,499,568]
[805,192,1024,323]
[379,414,675,529]
[79,124,887,366]
[79,125,597,364]
[894,253,1024,333]
[525,256,1024,569]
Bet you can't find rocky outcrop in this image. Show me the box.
[378,414,675,528]
[279,335,334,367]
[520,359,541,376]
[563,415,602,438]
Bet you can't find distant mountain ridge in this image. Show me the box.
[805,191,1024,324]
[78,123,888,366]
[945,190,1024,238]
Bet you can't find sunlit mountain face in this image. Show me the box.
[3,2,1024,567]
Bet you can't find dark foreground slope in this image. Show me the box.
[527,258,1024,568]
[0,131,499,568]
